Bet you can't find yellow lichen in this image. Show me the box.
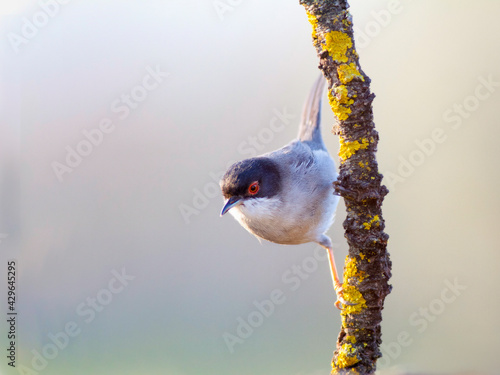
[335,85,349,101]
[341,313,347,327]
[344,256,366,283]
[338,137,370,161]
[341,286,367,314]
[362,215,380,230]
[359,253,365,260]
[341,257,367,314]
[337,63,364,84]
[358,161,372,171]
[345,335,357,344]
[323,31,352,63]
[336,343,360,368]
[306,11,318,39]
[328,90,353,121]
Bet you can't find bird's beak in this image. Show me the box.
[220,196,243,216]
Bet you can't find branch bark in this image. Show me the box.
[299,1,392,373]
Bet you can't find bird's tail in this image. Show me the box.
[297,74,327,150]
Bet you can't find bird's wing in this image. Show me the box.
[297,74,327,150]
[268,140,329,185]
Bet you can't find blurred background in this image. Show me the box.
[1,1,499,374]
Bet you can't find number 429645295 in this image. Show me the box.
[7,260,16,312]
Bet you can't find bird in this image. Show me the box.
[219,74,349,309]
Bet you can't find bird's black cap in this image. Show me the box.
[220,157,281,200]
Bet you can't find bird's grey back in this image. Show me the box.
[297,74,327,150]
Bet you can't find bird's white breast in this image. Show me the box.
[229,196,281,235]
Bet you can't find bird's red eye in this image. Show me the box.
[248,181,259,195]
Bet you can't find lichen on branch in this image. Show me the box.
[299,1,392,374]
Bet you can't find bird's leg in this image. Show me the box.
[318,235,355,309]
[326,246,351,309]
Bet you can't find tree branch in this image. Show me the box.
[299,1,392,373]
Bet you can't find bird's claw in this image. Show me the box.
[334,283,357,310]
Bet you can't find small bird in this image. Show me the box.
[220,75,349,309]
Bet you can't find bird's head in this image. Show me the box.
[219,157,281,216]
